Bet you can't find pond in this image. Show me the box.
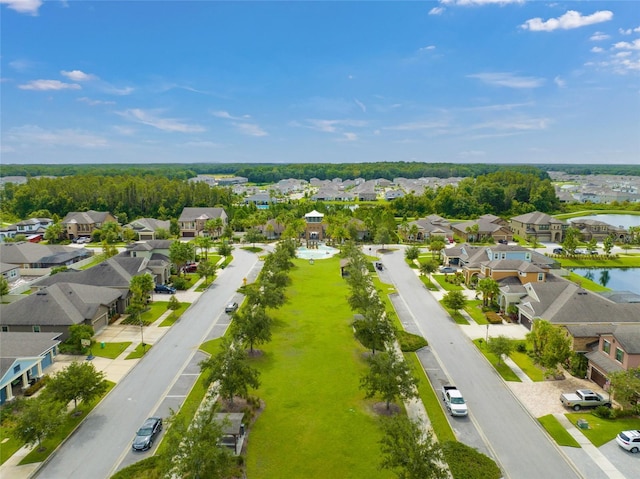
[568,214,640,229]
[570,267,640,295]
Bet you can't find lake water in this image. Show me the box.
[570,267,640,295]
[568,214,640,229]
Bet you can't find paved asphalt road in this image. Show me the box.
[380,248,582,479]
[35,249,262,479]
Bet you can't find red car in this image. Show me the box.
[184,263,198,273]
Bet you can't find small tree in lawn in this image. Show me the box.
[244,228,264,248]
[419,260,438,277]
[169,241,195,276]
[353,300,395,354]
[586,238,598,253]
[562,227,580,255]
[487,336,514,365]
[608,367,640,412]
[167,294,181,310]
[197,260,218,285]
[217,240,233,257]
[231,305,273,354]
[375,226,392,251]
[162,396,233,479]
[603,235,614,255]
[527,319,571,376]
[405,245,420,262]
[360,349,418,412]
[45,361,108,413]
[199,338,261,407]
[379,415,446,479]
[60,324,94,354]
[13,396,65,452]
[442,290,467,315]
[429,239,445,260]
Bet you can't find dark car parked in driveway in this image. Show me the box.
[154,284,176,294]
[132,417,162,451]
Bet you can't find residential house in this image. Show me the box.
[257,219,286,240]
[509,212,568,243]
[244,192,276,209]
[0,332,61,405]
[216,176,248,186]
[0,242,93,271]
[568,218,628,243]
[452,216,513,243]
[32,254,162,313]
[406,215,454,242]
[120,240,173,284]
[124,218,170,241]
[61,210,118,240]
[1,262,20,284]
[0,218,53,242]
[384,190,405,201]
[585,325,640,388]
[178,207,228,238]
[354,182,377,201]
[0,283,121,340]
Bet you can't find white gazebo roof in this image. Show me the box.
[305,210,324,218]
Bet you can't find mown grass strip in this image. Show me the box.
[538,414,581,447]
[472,339,520,382]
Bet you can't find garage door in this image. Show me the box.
[91,314,108,334]
[589,365,608,388]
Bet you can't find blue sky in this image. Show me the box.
[1,1,639,165]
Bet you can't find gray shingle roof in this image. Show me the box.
[0,283,121,327]
[61,210,113,225]
[0,242,90,266]
[0,332,62,358]
[178,207,226,222]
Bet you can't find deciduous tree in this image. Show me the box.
[13,396,65,451]
[442,290,466,314]
[360,349,418,411]
[45,361,108,413]
[231,305,273,353]
[170,241,195,276]
[487,336,514,365]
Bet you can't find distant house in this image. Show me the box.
[244,192,276,208]
[568,218,628,243]
[216,177,248,186]
[0,218,53,242]
[257,220,286,240]
[510,212,568,243]
[0,283,121,340]
[124,218,170,241]
[61,210,118,240]
[0,332,62,405]
[406,215,454,242]
[178,207,228,238]
[452,216,512,243]
[384,190,405,201]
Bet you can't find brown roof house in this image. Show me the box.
[405,215,454,242]
[0,332,62,405]
[178,207,227,238]
[452,215,513,243]
[0,283,121,340]
[61,210,117,240]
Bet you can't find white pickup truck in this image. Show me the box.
[442,385,468,417]
[560,389,611,411]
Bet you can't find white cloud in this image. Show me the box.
[0,0,42,16]
[473,118,550,130]
[619,26,640,35]
[419,45,436,52]
[9,59,36,72]
[103,85,134,96]
[77,97,115,106]
[211,110,250,120]
[5,125,108,148]
[305,119,367,133]
[521,10,613,32]
[468,72,545,88]
[613,39,640,51]
[342,132,357,141]
[18,79,81,91]
[589,32,610,41]
[118,109,205,133]
[429,7,444,15]
[354,98,366,113]
[614,52,632,58]
[233,122,268,137]
[554,76,566,88]
[384,120,447,131]
[61,70,97,81]
[591,47,604,53]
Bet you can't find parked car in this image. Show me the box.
[552,248,563,254]
[616,430,640,453]
[439,266,456,274]
[498,239,508,245]
[560,389,611,411]
[375,262,383,271]
[132,417,162,451]
[441,385,468,417]
[184,263,198,273]
[225,302,239,313]
[154,284,177,294]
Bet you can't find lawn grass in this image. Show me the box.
[404,353,456,443]
[565,413,640,447]
[78,254,107,270]
[19,382,116,464]
[463,300,488,325]
[158,303,190,327]
[509,348,545,382]
[140,302,173,324]
[472,339,521,382]
[125,343,152,360]
[246,257,395,479]
[432,274,464,291]
[538,415,581,448]
[91,341,132,359]
[439,302,470,325]
[0,421,24,465]
[566,272,611,292]
[558,255,640,268]
[419,275,439,291]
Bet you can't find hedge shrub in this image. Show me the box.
[442,441,502,479]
